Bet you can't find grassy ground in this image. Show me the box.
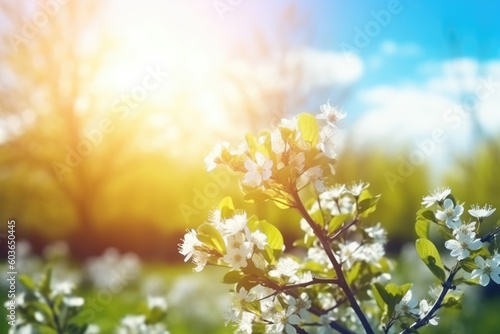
[1,263,499,333]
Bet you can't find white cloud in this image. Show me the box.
[380,40,421,57]
[283,48,364,89]
[350,58,500,153]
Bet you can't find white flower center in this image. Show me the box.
[445,207,454,217]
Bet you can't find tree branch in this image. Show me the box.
[291,189,375,334]
[399,265,460,334]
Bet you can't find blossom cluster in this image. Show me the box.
[116,296,170,334]
[182,103,500,334]
[421,188,500,286]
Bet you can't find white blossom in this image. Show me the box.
[301,166,326,192]
[471,256,500,286]
[419,299,438,325]
[244,152,273,187]
[318,310,337,334]
[204,142,229,171]
[444,232,482,260]
[286,292,311,318]
[359,242,385,264]
[468,204,496,219]
[192,251,209,272]
[225,232,247,252]
[279,117,298,131]
[395,290,419,316]
[179,230,201,262]
[435,198,464,229]
[52,281,74,296]
[271,309,301,334]
[316,101,346,127]
[147,296,168,311]
[246,229,268,250]
[269,257,300,281]
[63,296,84,307]
[453,221,476,236]
[317,126,337,159]
[221,213,248,236]
[251,253,268,270]
[348,181,369,197]
[421,187,451,208]
[365,223,387,244]
[223,243,253,269]
[338,241,361,269]
[271,128,286,155]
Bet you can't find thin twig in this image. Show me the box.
[291,189,375,334]
[399,265,460,334]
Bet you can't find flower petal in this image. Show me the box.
[468,240,482,251]
[479,274,490,286]
[445,240,460,250]
[443,198,453,209]
[474,256,486,268]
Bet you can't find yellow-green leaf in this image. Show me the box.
[415,220,430,239]
[415,238,446,282]
[297,113,320,147]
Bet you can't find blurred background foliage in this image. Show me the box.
[1,0,500,333]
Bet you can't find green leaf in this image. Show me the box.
[19,275,36,292]
[297,113,320,147]
[243,300,261,316]
[247,220,283,264]
[346,262,362,285]
[454,277,479,285]
[357,195,381,218]
[40,267,52,297]
[236,275,259,293]
[243,191,271,204]
[415,220,430,239]
[197,223,226,254]
[145,307,166,324]
[218,197,235,218]
[310,210,325,228]
[438,226,454,240]
[417,209,437,223]
[245,133,258,156]
[254,220,283,252]
[222,270,244,284]
[374,283,412,317]
[328,214,351,234]
[415,238,446,282]
[371,284,387,312]
[460,248,490,272]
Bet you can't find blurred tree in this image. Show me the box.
[0,1,184,257]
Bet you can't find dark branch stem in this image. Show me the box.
[480,226,500,243]
[399,265,460,334]
[330,218,360,241]
[263,280,355,334]
[291,190,375,334]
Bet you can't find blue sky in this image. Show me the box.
[303,0,500,113]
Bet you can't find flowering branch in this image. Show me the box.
[182,105,500,334]
[291,189,375,334]
[399,265,460,334]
